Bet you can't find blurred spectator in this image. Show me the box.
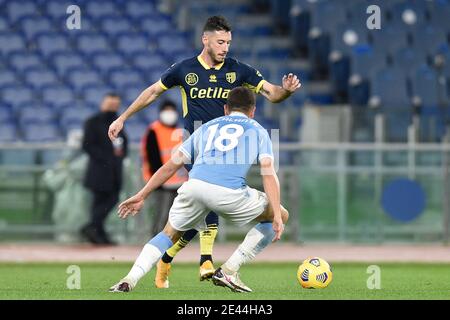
[81,93,128,245]
[141,100,188,236]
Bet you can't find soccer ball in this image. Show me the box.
[297,257,333,289]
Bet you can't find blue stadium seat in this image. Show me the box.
[429,0,450,31]
[0,33,26,56]
[20,16,53,40]
[0,107,14,124]
[310,0,347,34]
[140,17,173,37]
[41,85,76,110]
[393,47,427,77]
[51,51,87,76]
[85,1,119,19]
[19,106,56,126]
[100,16,135,37]
[126,0,157,20]
[108,68,143,89]
[411,24,447,55]
[91,52,126,74]
[60,107,95,129]
[0,17,8,32]
[132,52,168,72]
[116,33,155,56]
[82,85,114,106]
[6,1,37,23]
[157,33,188,53]
[76,33,111,54]
[371,67,411,110]
[384,111,412,143]
[0,124,18,142]
[411,64,447,111]
[36,33,71,57]
[66,67,104,91]
[0,69,19,87]
[1,85,34,108]
[23,124,62,142]
[24,68,59,89]
[46,1,78,21]
[370,25,408,55]
[9,52,44,73]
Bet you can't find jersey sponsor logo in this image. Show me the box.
[185,73,199,86]
[226,72,236,84]
[209,74,217,83]
[190,87,230,99]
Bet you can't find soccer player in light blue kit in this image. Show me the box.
[109,87,289,293]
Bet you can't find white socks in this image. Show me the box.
[125,244,162,286]
[224,222,275,273]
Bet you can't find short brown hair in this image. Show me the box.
[203,15,232,33]
[226,87,255,113]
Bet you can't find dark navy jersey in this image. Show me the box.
[158,55,265,134]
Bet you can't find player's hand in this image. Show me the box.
[272,216,284,242]
[118,193,145,219]
[282,73,301,93]
[108,118,124,141]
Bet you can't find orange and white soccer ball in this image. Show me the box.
[297,257,333,289]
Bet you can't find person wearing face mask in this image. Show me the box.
[141,100,188,237]
[81,93,128,245]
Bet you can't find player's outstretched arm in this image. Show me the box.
[118,150,186,219]
[108,81,165,141]
[259,73,301,103]
[260,157,284,241]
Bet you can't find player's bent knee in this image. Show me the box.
[162,223,183,243]
[281,205,289,224]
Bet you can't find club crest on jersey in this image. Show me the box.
[185,73,199,86]
[226,72,236,84]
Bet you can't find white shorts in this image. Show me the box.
[168,179,269,231]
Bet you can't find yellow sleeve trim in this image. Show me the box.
[158,79,168,91]
[255,79,266,94]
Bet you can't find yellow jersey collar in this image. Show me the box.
[197,55,225,70]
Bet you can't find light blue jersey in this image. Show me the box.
[179,112,274,189]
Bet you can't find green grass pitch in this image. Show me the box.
[1,262,450,300]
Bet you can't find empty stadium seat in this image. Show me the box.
[41,85,76,110]
[66,67,104,91]
[0,69,19,87]
[1,85,34,108]
[116,33,155,56]
[411,64,447,111]
[51,52,87,76]
[36,33,71,57]
[0,124,18,142]
[85,1,119,19]
[20,16,53,40]
[132,52,168,72]
[82,85,114,106]
[24,68,59,89]
[108,68,144,89]
[23,124,62,142]
[370,67,411,110]
[100,16,135,37]
[0,33,26,56]
[19,106,56,126]
[9,52,44,73]
[76,33,111,54]
[6,1,37,23]
[60,107,95,129]
[125,122,148,143]
[91,52,126,74]
[126,0,157,20]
